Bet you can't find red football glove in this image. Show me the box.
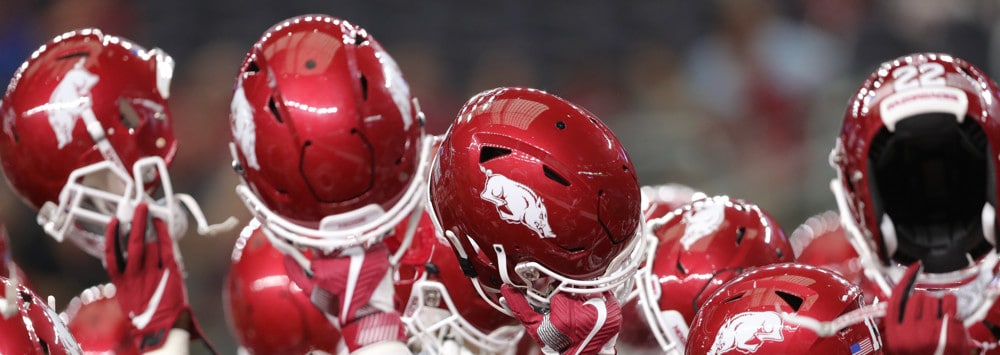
[501,284,622,355]
[105,202,211,353]
[884,262,974,355]
[283,243,405,352]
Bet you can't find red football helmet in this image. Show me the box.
[830,53,1000,294]
[428,87,646,311]
[223,219,342,354]
[230,14,429,254]
[60,283,137,354]
[0,29,230,259]
[686,263,883,355]
[0,276,82,354]
[625,195,793,353]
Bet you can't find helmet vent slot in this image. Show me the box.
[118,98,141,129]
[246,60,260,74]
[543,166,570,186]
[735,226,746,245]
[722,293,744,304]
[676,260,687,274]
[268,97,282,123]
[56,52,88,61]
[360,75,368,101]
[478,146,511,163]
[775,290,803,311]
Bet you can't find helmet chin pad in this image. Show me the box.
[870,112,994,273]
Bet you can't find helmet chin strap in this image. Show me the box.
[495,245,552,310]
[81,104,127,174]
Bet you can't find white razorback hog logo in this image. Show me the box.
[480,170,555,238]
[230,83,260,170]
[708,311,784,355]
[374,46,413,130]
[680,199,726,250]
[47,58,99,149]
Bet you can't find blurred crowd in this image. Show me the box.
[1,0,999,352]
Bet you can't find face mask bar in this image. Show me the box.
[37,156,237,260]
[492,218,648,310]
[633,235,686,355]
[402,276,525,355]
[235,135,433,255]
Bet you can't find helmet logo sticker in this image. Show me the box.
[375,48,413,129]
[47,58,99,149]
[230,83,260,170]
[708,311,784,355]
[680,201,725,250]
[480,169,555,238]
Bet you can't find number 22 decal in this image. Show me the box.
[893,63,945,91]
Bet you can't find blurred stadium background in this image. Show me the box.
[1,0,999,352]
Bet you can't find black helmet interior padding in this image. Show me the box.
[868,112,994,273]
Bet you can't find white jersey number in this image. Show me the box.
[893,63,946,91]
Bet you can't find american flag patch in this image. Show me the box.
[850,338,874,355]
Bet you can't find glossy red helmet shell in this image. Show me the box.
[626,195,793,352]
[223,221,341,354]
[230,14,426,231]
[428,87,642,307]
[686,263,882,355]
[0,28,176,210]
[832,53,1000,274]
[390,209,523,353]
[61,284,136,354]
[0,276,82,354]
